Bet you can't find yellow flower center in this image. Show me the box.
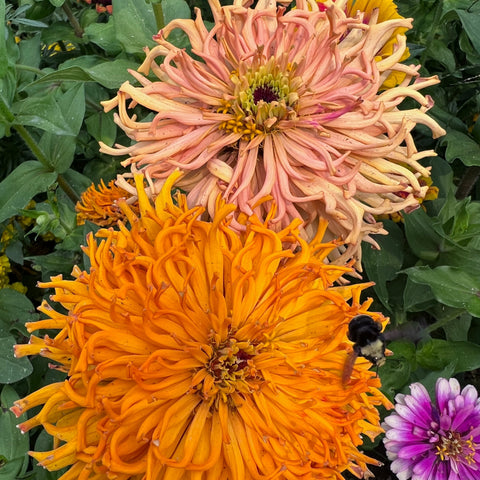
[218,55,300,140]
[435,431,477,465]
[199,335,261,403]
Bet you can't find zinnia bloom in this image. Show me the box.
[12,171,391,480]
[80,0,112,14]
[383,378,480,480]
[316,0,410,88]
[100,0,445,267]
[76,179,139,227]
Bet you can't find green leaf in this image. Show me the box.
[0,386,29,480]
[38,84,85,173]
[84,18,122,56]
[0,336,33,384]
[405,266,480,317]
[23,66,92,87]
[362,221,404,311]
[161,0,191,48]
[379,341,415,399]
[0,289,37,337]
[0,161,57,223]
[416,339,480,374]
[443,312,471,342]
[162,0,191,22]
[86,58,139,89]
[403,278,435,312]
[49,0,65,6]
[11,94,76,136]
[61,168,96,199]
[113,0,157,54]
[403,208,443,262]
[426,38,456,73]
[441,129,480,166]
[28,249,81,280]
[456,8,480,53]
[0,0,8,79]
[85,110,117,146]
[17,34,42,87]
[25,58,138,90]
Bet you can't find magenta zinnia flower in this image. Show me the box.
[383,378,480,480]
[100,0,445,266]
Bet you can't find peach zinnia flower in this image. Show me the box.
[76,179,139,227]
[100,0,445,267]
[316,0,410,88]
[12,172,391,480]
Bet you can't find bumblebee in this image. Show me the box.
[342,314,386,385]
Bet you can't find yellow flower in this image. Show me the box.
[317,0,410,88]
[1,224,15,252]
[76,179,139,227]
[13,172,391,480]
[7,282,28,294]
[0,255,12,288]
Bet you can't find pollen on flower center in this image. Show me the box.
[218,56,300,140]
[435,431,477,464]
[201,336,260,402]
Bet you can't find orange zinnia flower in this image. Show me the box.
[76,179,139,227]
[100,0,445,267]
[13,172,391,480]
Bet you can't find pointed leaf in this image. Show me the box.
[0,161,57,222]
[11,94,76,136]
[405,266,480,317]
[0,336,33,383]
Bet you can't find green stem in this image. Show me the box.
[13,124,51,169]
[62,0,84,38]
[152,1,165,32]
[425,308,465,334]
[14,124,80,203]
[15,64,44,77]
[57,174,80,204]
[455,166,480,199]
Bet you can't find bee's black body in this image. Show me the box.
[343,314,387,384]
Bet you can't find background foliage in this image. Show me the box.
[0,0,479,478]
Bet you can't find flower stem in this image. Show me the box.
[455,166,480,199]
[14,125,80,203]
[57,174,80,204]
[13,124,51,169]
[62,0,84,38]
[152,1,165,32]
[15,64,44,77]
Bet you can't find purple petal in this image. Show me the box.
[396,404,432,430]
[436,461,451,480]
[412,455,437,479]
[451,404,474,432]
[436,378,459,412]
[457,463,480,480]
[398,442,433,459]
[405,384,434,420]
[383,413,414,430]
[390,457,414,480]
[439,413,452,430]
[461,385,479,406]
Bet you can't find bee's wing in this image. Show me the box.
[342,349,359,386]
